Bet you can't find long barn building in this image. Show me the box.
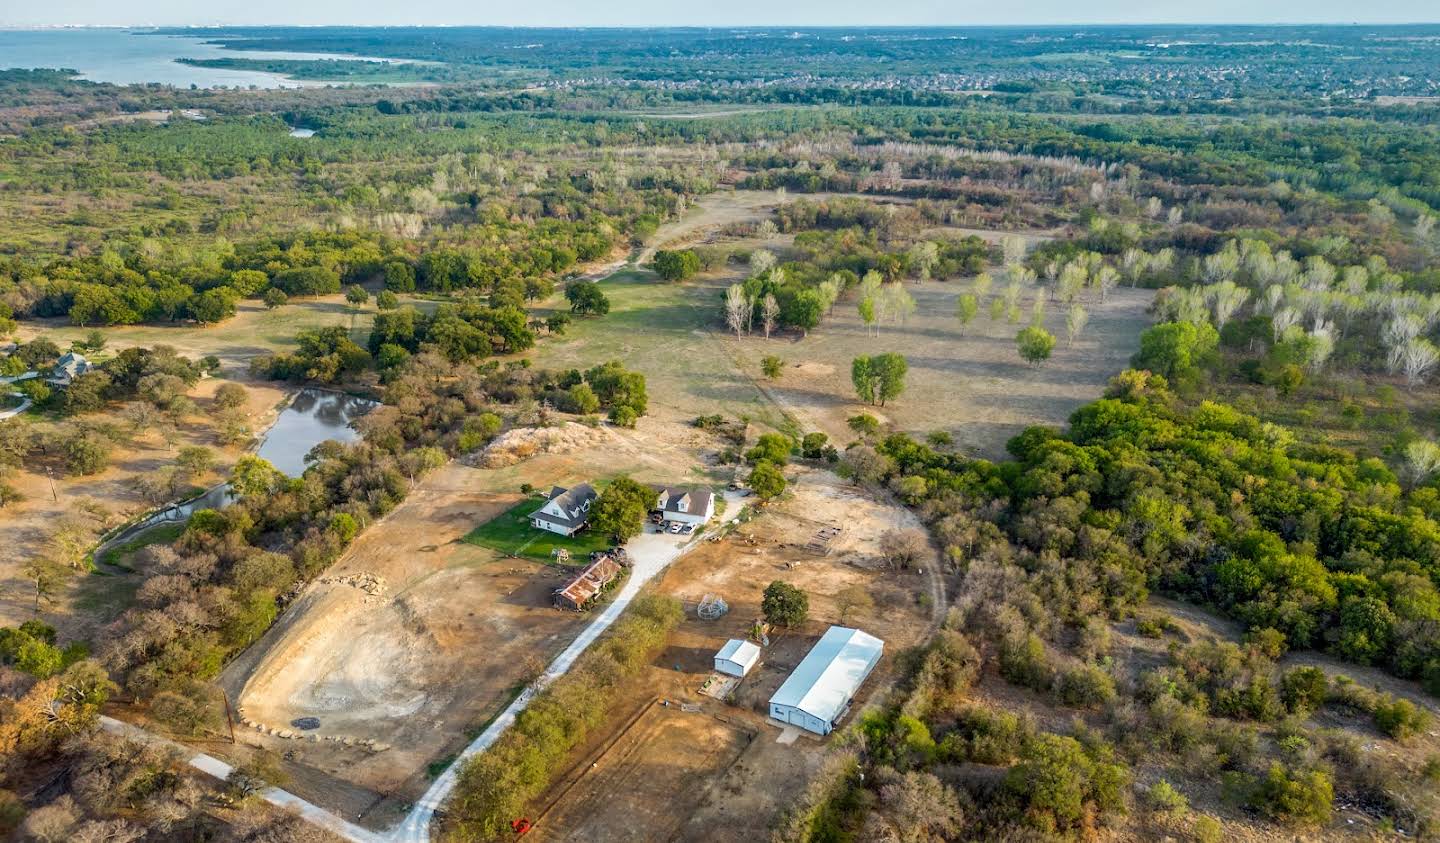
[768,626,884,736]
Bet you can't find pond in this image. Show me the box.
[98,388,376,553]
[255,388,376,477]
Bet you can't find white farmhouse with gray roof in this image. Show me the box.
[530,483,597,536]
[652,486,715,526]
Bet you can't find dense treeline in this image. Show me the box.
[863,370,1440,689]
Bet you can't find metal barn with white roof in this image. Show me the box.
[768,626,884,735]
[714,639,762,677]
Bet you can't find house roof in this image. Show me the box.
[654,486,714,515]
[769,627,884,725]
[715,639,761,670]
[555,556,621,607]
[532,482,597,528]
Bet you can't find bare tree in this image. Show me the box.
[1208,280,1251,328]
[724,284,751,339]
[1392,337,1440,386]
[879,528,929,569]
[1065,304,1088,348]
[1001,235,1026,267]
[761,293,780,340]
[1093,266,1120,303]
[1402,440,1440,488]
[748,248,776,277]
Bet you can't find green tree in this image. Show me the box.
[566,280,610,316]
[345,284,370,308]
[749,460,787,500]
[1016,326,1056,367]
[589,476,659,542]
[746,433,793,465]
[230,455,283,499]
[651,249,701,281]
[262,288,288,309]
[762,580,808,627]
[852,354,908,406]
[955,293,978,336]
[376,290,400,310]
[762,355,784,379]
[1133,321,1219,380]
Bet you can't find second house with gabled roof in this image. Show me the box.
[530,483,598,536]
[652,486,715,526]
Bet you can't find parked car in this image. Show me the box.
[681,524,696,535]
[668,522,683,534]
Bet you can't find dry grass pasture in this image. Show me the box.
[729,283,1153,459]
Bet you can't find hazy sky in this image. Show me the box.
[3,0,1436,27]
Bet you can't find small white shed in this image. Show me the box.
[714,639,762,678]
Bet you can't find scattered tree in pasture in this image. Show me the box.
[852,354,908,406]
[262,288,287,309]
[566,280,610,316]
[725,284,752,339]
[762,580,808,627]
[1065,305,1088,348]
[1016,326,1056,367]
[762,355,784,379]
[651,249,701,281]
[955,294,978,336]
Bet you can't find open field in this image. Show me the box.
[730,283,1154,458]
[13,294,401,376]
[531,270,784,428]
[461,497,614,563]
[524,468,939,842]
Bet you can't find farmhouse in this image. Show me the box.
[652,486,715,526]
[713,639,761,678]
[553,555,622,611]
[45,352,93,387]
[768,626,884,736]
[531,483,597,536]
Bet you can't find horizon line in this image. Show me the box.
[4,21,1440,30]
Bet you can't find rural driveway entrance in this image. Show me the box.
[390,490,750,842]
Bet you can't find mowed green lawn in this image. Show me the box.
[462,498,614,563]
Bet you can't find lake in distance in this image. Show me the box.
[0,28,406,88]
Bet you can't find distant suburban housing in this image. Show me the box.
[714,639,762,678]
[652,486,715,526]
[531,483,597,536]
[553,555,622,611]
[768,626,884,735]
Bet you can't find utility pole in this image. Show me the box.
[45,466,57,502]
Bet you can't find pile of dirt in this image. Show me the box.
[470,422,606,468]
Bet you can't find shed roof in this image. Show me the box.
[769,627,883,724]
[715,638,761,669]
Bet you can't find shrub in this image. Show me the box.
[1249,763,1333,826]
[1279,667,1329,714]
[1373,695,1430,741]
[1146,779,1188,815]
[1054,663,1117,709]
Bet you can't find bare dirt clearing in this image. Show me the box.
[221,419,732,827]
[730,284,1154,458]
[527,469,938,842]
